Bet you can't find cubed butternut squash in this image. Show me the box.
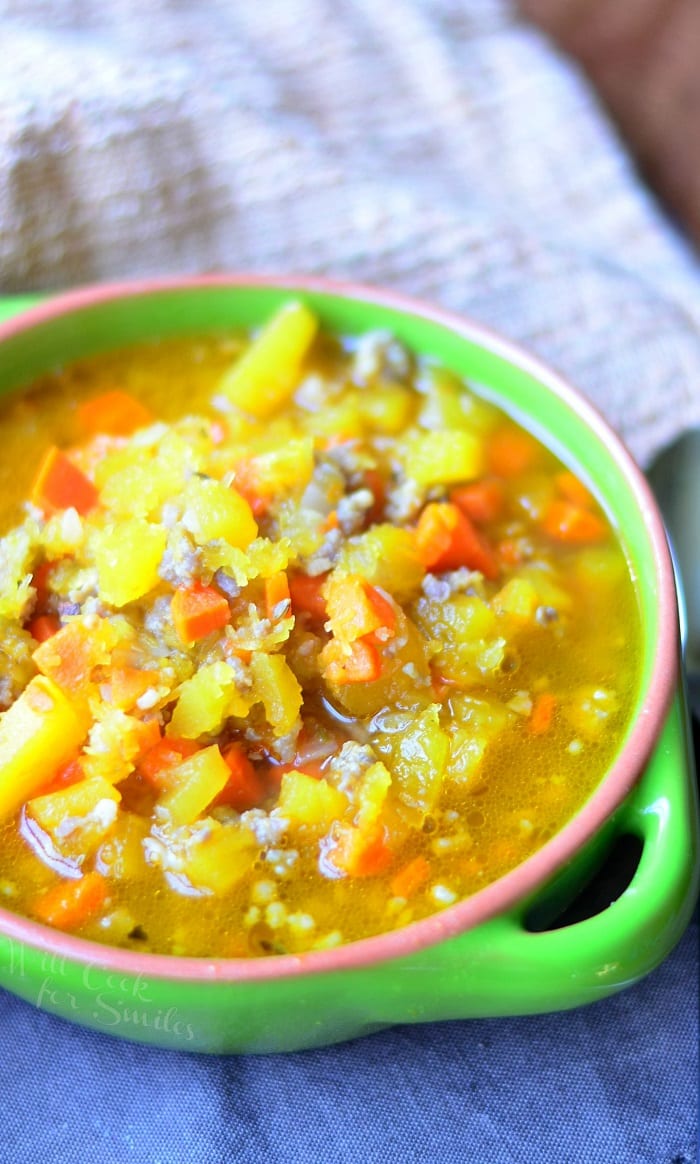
[218,301,318,418]
[183,823,258,895]
[27,776,121,860]
[277,770,347,830]
[403,430,482,487]
[0,676,89,819]
[250,653,302,736]
[180,476,257,548]
[337,525,425,601]
[158,745,231,826]
[168,661,252,739]
[91,519,167,607]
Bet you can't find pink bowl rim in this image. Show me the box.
[0,273,679,983]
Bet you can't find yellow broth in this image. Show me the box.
[0,307,641,956]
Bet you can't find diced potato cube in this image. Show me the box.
[403,431,482,487]
[219,301,318,418]
[27,777,121,860]
[159,745,231,826]
[250,653,302,736]
[184,823,258,894]
[92,519,167,607]
[278,770,348,829]
[181,476,257,548]
[168,661,252,739]
[0,676,88,819]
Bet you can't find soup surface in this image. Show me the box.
[0,303,641,957]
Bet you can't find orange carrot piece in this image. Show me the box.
[31,560,57,610]
[363,584,397,639]
[288,572,329,622]
[39,755,86,796]
[231,459,270,518]
[325,825,392,878]
[488,426,539,478]
[31,446,99,515]
[223,642,253,665]
[109,666,159,710]
[352,831,393,877]
[171,582,230,643]
[415,502,499,579]
[317,434,354,451]
[450,478,505,525]
[137,737,200,791]
[554,471,594,510]
[497,538,524,567]
[542,500,607,544]
[325,576,397,643]
[390,854,431,899]
[77,390,153,437]
[32,619,97,692]
[264,572,291,621]
[321,509,339,533]
[34,871,108,931]
[528,691,557,735]
[322,637,382,685]
[213,743,266,812]
[132,718,162,758]
[27,614,61,643]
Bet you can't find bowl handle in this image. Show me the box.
[398,689,699,1021]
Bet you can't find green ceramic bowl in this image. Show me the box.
[0,276,697,1054]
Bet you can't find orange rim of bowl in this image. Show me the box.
[0,274,680,982]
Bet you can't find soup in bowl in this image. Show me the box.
[0,277,689,1051]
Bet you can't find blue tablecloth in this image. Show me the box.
[2,918,697,1163]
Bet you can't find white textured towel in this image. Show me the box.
[1,0,700,464]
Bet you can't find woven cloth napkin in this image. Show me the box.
[0,2,698,1161]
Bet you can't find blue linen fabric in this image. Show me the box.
[0,1,699,1161]
[0,920,696,1163]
